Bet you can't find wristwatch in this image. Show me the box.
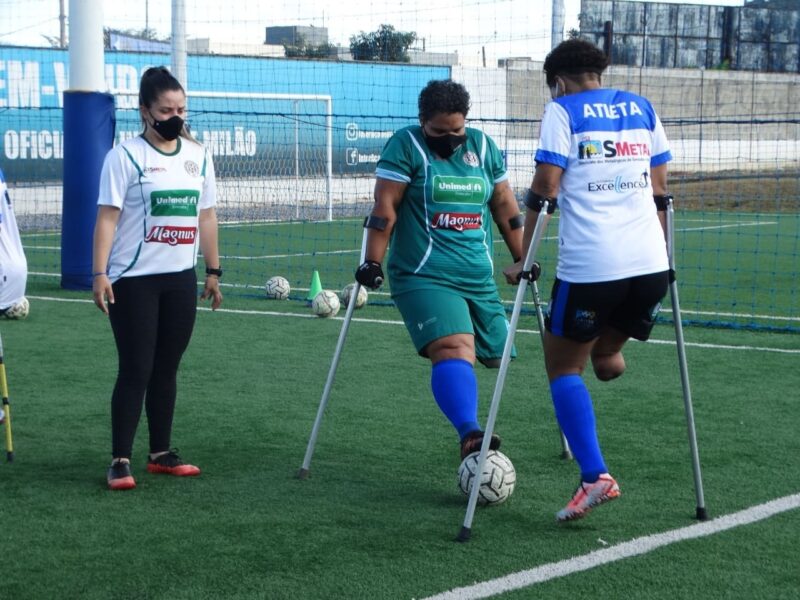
[205,266,223,278]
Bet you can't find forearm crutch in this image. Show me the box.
[457,201,552,542]
[298,219,378,479]
[0,331,15,462]
[529,279,572,460]
[663,195,708,520]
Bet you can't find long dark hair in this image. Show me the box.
[139,66,184,109]
[138,66,195,142]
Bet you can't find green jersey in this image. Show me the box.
[375,125,508,296]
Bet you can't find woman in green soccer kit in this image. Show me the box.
[356,79,524,460]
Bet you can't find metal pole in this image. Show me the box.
[299,225,369,478]
[68,0,105,91]
[551,0,565,49]
[171,0,187,89]
[326,98,333,221]
[666,199,708,521]
[59,0,67,49]
[458,205,551,542]
[294,100,300,220]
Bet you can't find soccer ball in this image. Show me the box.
[340,283,368,309]
[312,290,340,318]
[265,276,291,300]
[4,297,29,320]
[457,450,516,506]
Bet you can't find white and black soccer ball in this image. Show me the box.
[457,450,516,506]
[312,290,340,318]
[340,283,368,309]
[4,297,29,320]
[265,276,291,300]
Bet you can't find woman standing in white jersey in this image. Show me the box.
[93,67,223,491]
[505,39,672,521]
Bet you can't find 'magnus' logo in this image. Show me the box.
[145,226,197,245]
[431,212,482,231]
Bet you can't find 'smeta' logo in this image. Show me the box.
[431,212,482,231]
[578,138,651,160]
[144,226,196,245]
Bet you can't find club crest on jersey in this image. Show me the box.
[145,225,197,246]
[431,212,482,231]
[184,160,200,176]
[462,151,479,167]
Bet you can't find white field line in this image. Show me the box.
[26,271,799,325]
[22,219,777,256]
[417,493,800,600]
[25,295,800,354]
[679,220,777,232]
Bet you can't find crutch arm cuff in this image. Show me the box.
[524,190,557,214]
[508,214,524,230]
[363,216,388,231]
[654,194,673,211]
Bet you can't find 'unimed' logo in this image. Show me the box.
[145,225,197,246]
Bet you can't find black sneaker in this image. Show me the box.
[147,449,200,477]
[107,461,136,491]
[460,430,501,460]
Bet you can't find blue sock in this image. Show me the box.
[431,359,480,440]
[550,374,607,482]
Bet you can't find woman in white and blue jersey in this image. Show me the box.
[505,39,672,521]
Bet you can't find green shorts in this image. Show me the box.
[392,287,515,366]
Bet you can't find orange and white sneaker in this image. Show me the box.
[147,449,201,477]
[556,473,620,522]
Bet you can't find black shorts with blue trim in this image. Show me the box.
[545,271,670,342]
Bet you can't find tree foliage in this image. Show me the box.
[349,24,417,62]
[103,28,170,49]
[283,35,337,60]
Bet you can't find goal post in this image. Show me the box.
[110,89,335,222]
[188,91,333,221]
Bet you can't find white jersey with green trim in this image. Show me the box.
[98,135,216,281]
[0,167,28,309]
[376,125,508,296]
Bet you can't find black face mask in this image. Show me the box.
[149,113,184,141]
[424,132,467,159]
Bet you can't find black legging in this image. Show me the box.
[108,268,197,458]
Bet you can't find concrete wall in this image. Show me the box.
[581,0,800,73]
[502,62,800,174]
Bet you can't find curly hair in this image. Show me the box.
[418,80,470,121]
[543,39,609,87]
